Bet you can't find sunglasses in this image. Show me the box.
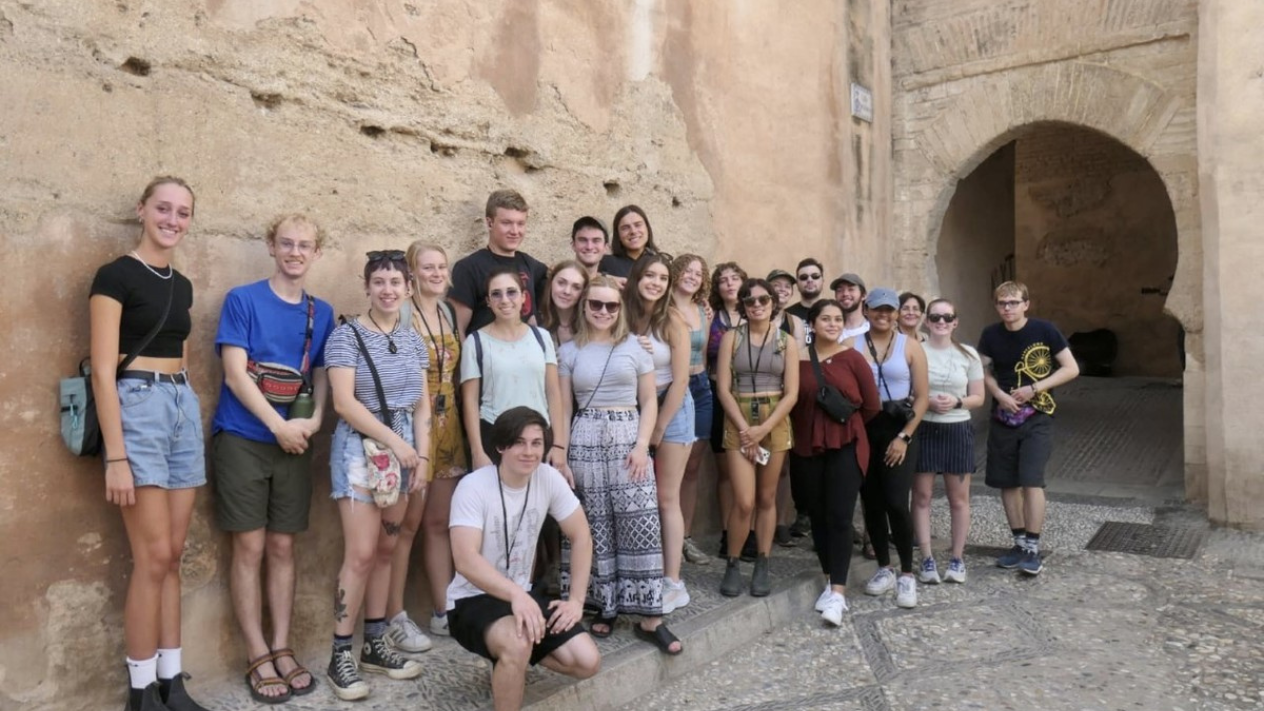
[742,295,772,307]
[489,288,522,301]
[797,273,822,281]
[587,299,621,313]
[366,249,406,262]
[926,313,957,323]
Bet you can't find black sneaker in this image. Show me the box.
[789,513,812,538]
[360,634,423,680]
[740,531,758,562]
[327,647,369,701]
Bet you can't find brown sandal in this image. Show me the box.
[245,652,292,705]
[271,647,316,696]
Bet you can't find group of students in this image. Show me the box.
[90,178,1077,711]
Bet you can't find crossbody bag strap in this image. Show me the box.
[809,342,829,389]
[865,334,895,402]
[299,294,315,379]
[345,318,394,431]
[115,276,176,377]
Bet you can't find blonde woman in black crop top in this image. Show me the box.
[89,177,212,711]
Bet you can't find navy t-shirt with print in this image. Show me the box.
[977,317,1069,395]
[450,248,548,333]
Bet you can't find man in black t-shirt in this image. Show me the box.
[784,257,824,322]
[977,281,1079,577]
[450,190,549,334]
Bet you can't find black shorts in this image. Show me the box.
[449,591,586,666]
[984,412,1053,489]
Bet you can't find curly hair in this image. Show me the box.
[709,261,748,315]
[670,253,710,306]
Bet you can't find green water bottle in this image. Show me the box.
[288,384,315,420]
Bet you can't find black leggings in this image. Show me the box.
[791,444,864,586]
[861,412,917,574]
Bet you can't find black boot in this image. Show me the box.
[740,531,758,562]
[750,554,772,597]
[720,557,744,597]
[716,529,729,558]
[125,682,169,711]
[159,674,210,711]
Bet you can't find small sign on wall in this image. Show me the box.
[850,82,873,123]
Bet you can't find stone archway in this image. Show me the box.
[893,61,1205,501]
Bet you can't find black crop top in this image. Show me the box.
[90,256,194,358]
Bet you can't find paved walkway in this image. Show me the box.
[197,377,1264,711]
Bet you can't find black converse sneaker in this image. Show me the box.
[360,635,423,680]
[327,646,370,701]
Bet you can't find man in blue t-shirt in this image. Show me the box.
[210,215,336,701]
[977,281,1079,577]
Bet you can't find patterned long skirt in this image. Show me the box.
[561,408,664,617]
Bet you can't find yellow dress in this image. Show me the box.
[414,306,468,481]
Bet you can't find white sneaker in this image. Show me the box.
[814,582,832,612]
[896,575,917,609]
[820,591,849,626]
[864,567,897,596]
[943,557,967,584]
[662,577,690,614]
[430,612,450,637]
[385,611,433,653]
[918,556,941,585]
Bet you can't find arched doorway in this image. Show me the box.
[935,122,1184,495]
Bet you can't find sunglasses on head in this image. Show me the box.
[366,249,406,263]
[742,295,772,307]
[587,299,621,314]
[926,313,957,323]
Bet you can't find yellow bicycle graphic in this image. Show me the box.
[1015,343,1056,414]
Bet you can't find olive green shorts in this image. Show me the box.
[212,432,315,533]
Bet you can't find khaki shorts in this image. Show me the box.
[212,432,314,533]
[723,394,793,453]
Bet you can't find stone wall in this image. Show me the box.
[0,1,891,707]
[1014,127,1181,378]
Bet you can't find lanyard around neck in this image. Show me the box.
[497,473,532,574]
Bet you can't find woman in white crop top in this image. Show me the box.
[625,254,695,616]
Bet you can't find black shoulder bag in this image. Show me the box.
[865,333,915,424]
[809,344,858,424]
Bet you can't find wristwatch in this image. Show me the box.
[896,432,912,443]
[954,397,963,409]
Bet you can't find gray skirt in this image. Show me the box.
[560,408,664,617]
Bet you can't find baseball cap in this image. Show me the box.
[766,269,794,284]
[830,272,866,292]
[865,287,900,310]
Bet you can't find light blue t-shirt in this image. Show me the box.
[460,326,557,424]
[211,280,336,443]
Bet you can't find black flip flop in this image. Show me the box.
[588,614,617,638]
[635,623,683,655]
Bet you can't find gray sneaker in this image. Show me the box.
[682,537,711,565]
[997,545,1026,569]
[385,611,433,653]
[327,647,369,701]
[720,557,744,597]
[1018,550,1044,576]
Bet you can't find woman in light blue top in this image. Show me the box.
[459,267,568,476]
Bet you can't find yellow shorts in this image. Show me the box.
[723,394,793,453]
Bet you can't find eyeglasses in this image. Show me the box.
[996,299,1026,309]
[277,239,318,254]
[926,313,957,323]
[366,249,406,263]
[489,288,522,301]
[742,295,772,308]
[587,299,621,313]
[797,273,822,281]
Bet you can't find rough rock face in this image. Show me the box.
[0,1,888,707]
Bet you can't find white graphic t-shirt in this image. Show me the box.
[446,463,580,608]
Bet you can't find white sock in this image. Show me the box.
[156,647,182,680]
[126,654,158,689]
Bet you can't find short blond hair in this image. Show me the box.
[993,280,1029,301]
[574,275,629,347]
[266,213,325,249]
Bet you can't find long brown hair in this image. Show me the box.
[624,253,674,341]
[926,298,977,361]
[539,260,590,337]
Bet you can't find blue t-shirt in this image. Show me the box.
[211,280,336,443]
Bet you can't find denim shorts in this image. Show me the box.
[116,377,206,489]
[689,372,713,441]
[659,386,697,445]
[330,413,414,504]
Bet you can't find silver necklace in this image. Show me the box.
[130,251,173,280]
